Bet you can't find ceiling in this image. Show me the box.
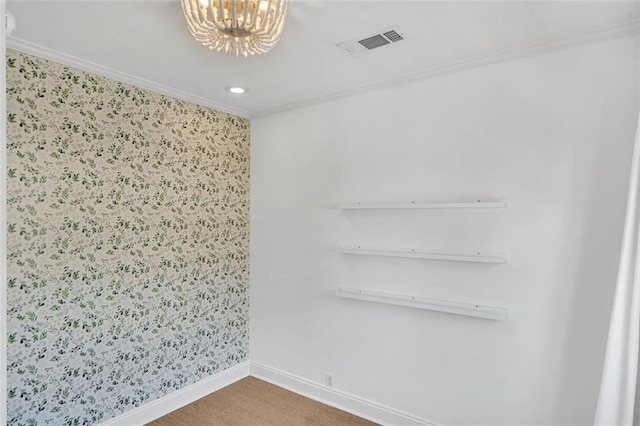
[7,0,640,118]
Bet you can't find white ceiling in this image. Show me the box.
[7,0,640,117]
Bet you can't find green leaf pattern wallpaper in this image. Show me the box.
[6,50,250,424]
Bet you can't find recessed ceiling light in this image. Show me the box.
[225,86,248,94]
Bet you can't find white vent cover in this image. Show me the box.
[6,11,16,36]
[337,25,404,56]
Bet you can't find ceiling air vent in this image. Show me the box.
[358,34,390,50]
[383,29,403,43]
[337,25,404,56]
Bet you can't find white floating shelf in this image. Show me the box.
[337,245,507,264]
[336,199,508,210]
[337,287,508,321]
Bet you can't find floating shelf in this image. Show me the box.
[337,287,508,321]
[337,245,507,264]
[336,199,508,210]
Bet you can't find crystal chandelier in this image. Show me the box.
[181,0,288,57]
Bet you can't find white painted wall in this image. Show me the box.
[250,36,640,425]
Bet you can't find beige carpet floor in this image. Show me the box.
[147,376,378,426]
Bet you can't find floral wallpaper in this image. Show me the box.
[6,50,250,425]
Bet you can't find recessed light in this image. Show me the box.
[225,86,248,94]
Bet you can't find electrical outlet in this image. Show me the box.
[325,372,334,388]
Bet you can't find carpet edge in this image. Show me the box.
[99,361,251,426]
[249,361,438,426]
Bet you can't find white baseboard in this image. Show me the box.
[249,361,437,426]
[99,360,435,425]
[100,361,250,426]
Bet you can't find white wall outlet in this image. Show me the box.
[325,372,334,388]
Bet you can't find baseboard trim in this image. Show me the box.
[99,361,250,426]
[249,361,437,426]
[97,360,435,425]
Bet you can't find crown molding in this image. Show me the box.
[6,37,251,119]
[252,19,640,118]
[6,19,639,120]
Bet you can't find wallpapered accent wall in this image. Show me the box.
[6,50,250,424]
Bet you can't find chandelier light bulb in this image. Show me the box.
[181,0,288,57]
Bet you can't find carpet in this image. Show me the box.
[147,376,378,425]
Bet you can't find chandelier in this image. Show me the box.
[181,0,288,57]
